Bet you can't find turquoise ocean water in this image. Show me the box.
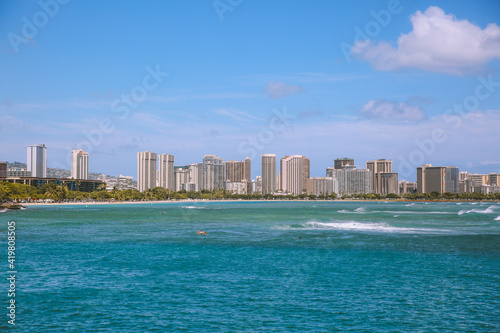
[2,201,500,332]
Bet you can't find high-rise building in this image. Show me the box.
[302,156,310,192]
[280,155,304,195]
[444,167,459,193]
[417,164,459,193]
[377,172,399,195]
[27,144,47,178]
[329,167,371,196]
[334,158,354,169]
[226,158,251,182]
[158,154,175,190]
[417,164,444,193]
[71,149,89,180]
[489,173,500,186]
[0,162,7,178]
[174,166,191,192]
[137,151,157,192]
[366,159,392,193]
[244,157,251,182]
[201,155,225,190]
[305,177,334,196]
[262,154,277,194]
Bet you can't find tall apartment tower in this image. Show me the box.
[201,155,225,190]
[417,164,459,194]
[27,144,47,178]
[280,155,304,195]
[0,162,6,178]
[137,151,157,192]
[366,159,393,194]
[244,157,251,181]
[158,154,175,190]
[226,157,252,182]
[262,154,277,194]
[417,164,445,193]
[302,156,310,192]
[71,149,89,180]
[334,158,354,169]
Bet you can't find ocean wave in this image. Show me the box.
[0,208,7,213]
[281,221,450,234]
[380,210,452,215]
[405,203,415,207]
[338,207,366,214]
[181,206,205,209]
[458,205,496,215]
[494,216,500,221]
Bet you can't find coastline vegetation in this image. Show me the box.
[1,181,499,203]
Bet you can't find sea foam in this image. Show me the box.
[458,205,496,215]
[287,221,449,234]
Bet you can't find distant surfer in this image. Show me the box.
[197,230,207,235]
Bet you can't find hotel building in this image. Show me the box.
[71,149,89,180]
[137,151,157,192]
[27,144,47,178]
[262,154,277,194]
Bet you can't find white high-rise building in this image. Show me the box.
[280,155,304,195]
[71,149,89,180]
[262,154,277,194]
[328,167,372,196]
[27,144,47,178]
[201,155,225,190]
[158,154,175,190]
[137,151,157,192]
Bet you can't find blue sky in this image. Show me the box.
[1,0,500,181]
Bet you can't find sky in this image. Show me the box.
[1,0,500,181]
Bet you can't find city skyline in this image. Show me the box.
[4,143,500,184]
[2,144,500,196]
[1,1,500,180]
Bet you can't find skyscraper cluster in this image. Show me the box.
[2,144,499,197]
[137,152,253,194]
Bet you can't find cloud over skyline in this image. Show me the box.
[352,6,500,75]
[360,99,426,122]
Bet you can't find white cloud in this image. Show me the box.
[352,6,500,75]
[360,99,426,121]
[264,81,305,98]
[214,108,264,122]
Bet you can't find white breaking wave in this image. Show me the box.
[494,216,500,221]
[458,205,496,215]
[338,207,366,214]
[405,203,415,207]
[181,206,205,209]
[0,208,7,213]
[283,221,450,234]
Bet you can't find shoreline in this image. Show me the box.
[20,198,500,207]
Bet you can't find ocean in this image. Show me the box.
[2,201,500,332]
